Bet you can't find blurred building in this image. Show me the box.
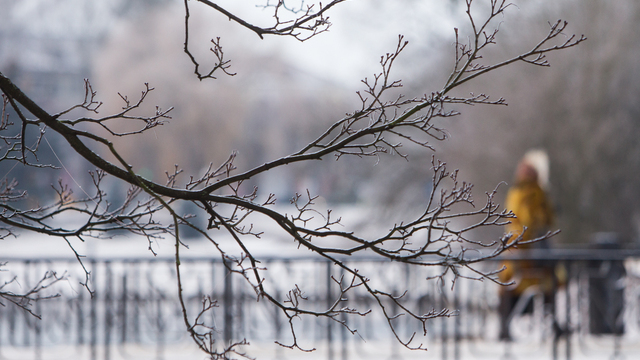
[0,0,168,199]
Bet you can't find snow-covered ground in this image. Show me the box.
[1,335,639,360]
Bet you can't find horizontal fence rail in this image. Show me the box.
[1,249,640,360]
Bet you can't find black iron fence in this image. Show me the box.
[1,249,640,360]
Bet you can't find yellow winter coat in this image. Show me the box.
[504,180,554,245]
[500,179,554,295]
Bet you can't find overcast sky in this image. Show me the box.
[181,0,461,88]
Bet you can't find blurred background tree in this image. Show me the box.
[420,0,640,245]
[3,1,637,242]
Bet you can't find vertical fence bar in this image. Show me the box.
[8,289,15,346]
[105,261,112,360]
[326,260,333,360]
[23,261,31,348]
[120,271,128,345]
[133,263,140,345]
[33,261,42,360]
[0,298,3,356]
[340,266,347,360]
[77,282,85,349]
[35,294,41,360]
[552,263,559,360]
[224,258,233,346]
[565,261,572,360]
[90,260,97,360]
[480,279,487,341]
[156,292,165,360]
[466,278,474,341]
[440,276,448,360]
[454,283,460,360]
[211,260,218,346]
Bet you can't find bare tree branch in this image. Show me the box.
[0,0,582,356]
[0,264,66,319]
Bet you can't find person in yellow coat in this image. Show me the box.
[499,156,555,340]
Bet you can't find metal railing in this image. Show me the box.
[1,249,640,360]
